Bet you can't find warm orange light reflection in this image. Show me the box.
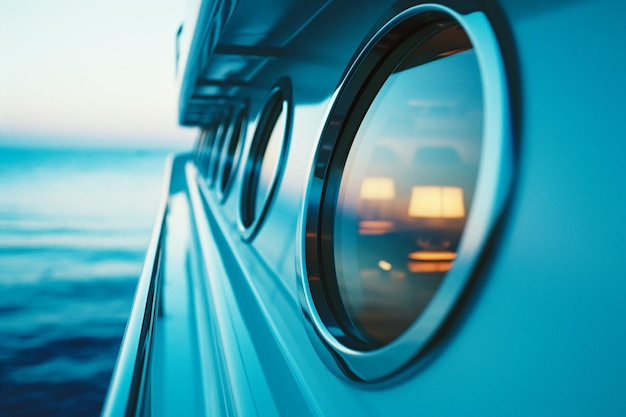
[409,251,457,261]
[407,261,453,273]
[438,48,466,57]
[408,186,465,218]
[360,177,396,200]
[359,220,394,235]
[378,260,392,271]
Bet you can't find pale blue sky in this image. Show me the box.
[0,0,197,149]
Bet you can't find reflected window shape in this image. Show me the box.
[254,105,287,218]
[408,186,465,219]
[360,177,396,200]
[330,23,483,347]
[358,177,397,235]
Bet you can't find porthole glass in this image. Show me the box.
[198,126,217,178]
[300,5,512,380]
[333,41,482,346]
[254,103,286,218]
[240,83,291,237]
[206,117,230,186]
[193,130,204,168]
[217,106,247,199]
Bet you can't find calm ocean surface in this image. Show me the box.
[0,146,172,416]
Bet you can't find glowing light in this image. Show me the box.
[407,261,453,273]
[359,220,394,235]
[409,251,457,261]
[378,260,393,271]
[360,177,396,200]
[408,186,465,218]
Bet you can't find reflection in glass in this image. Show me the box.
[241,91,288,230]
[408,186,465,219]
[207,119,230,184]
[254,102,287,219]
[198,127,217,178]
[333,31,483,346]
[220,109,245,194]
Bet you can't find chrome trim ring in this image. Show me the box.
[297,4,513,381]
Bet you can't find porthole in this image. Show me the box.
[239,80,292,239]
[192,130,205,169]
[206,116,230,187]
[216,105,247,201]
[197,125,217,178]
[298,5,513,381]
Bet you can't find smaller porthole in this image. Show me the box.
[217,105,247,201]
[239,81,292,239]
[197,126,217,178]
[206,116,230,187]
[192,130,205,168]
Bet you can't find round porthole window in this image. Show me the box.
[299,5,513,380]
[197,124,217,179]
[206,116,231,187]
[217,105,247,201]
[239,81,292,239]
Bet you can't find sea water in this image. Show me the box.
[0,146,172,416]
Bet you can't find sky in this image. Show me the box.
[0,0,197,150]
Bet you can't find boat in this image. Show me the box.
[102,0,626,415]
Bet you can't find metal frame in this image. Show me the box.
[297,3,513,381]
[238,78,293,241]
[216,103,249,202]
